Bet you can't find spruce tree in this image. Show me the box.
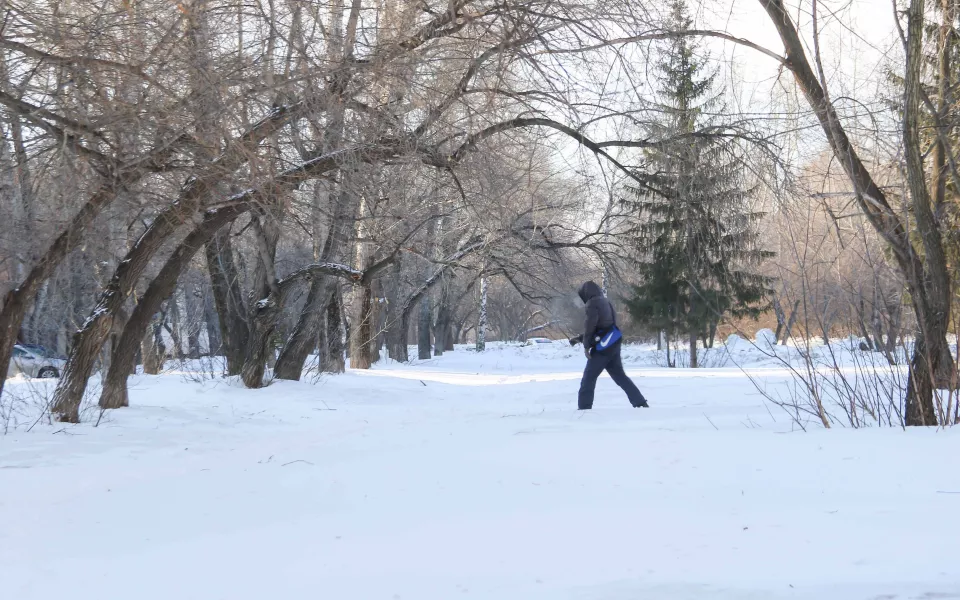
[624,0,773,368]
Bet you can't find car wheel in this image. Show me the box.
[38,367,59,379]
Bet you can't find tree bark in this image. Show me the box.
[434,298,450,357]
[689,331,698,369]
[202,284,222,357]
[184,284,203,359]
[100,205,248,409]
[0,178,137,401]
[241,298,281,388]
[52,98,303,420]
[389,309,410,362]
[205,227,248,375]
[320,288,346,373]
[168,294,185,359]
[349,281,376,369]
[418,292,433,360]
[141,319,165,376]
[782,300,800,345]
[275,180,358,379]
[274,278,328,380]
[688,285,698,368]
[239,213,283,388]
[902,0,950,423]
[760,0,945,424]
[476,277,487,351]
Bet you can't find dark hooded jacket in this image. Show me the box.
[578,281,617,349]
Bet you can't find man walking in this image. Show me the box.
[570,281,648,410]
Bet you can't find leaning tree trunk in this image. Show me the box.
[0,117,186,399]
[274,278,329,380]
[760,0,945,426]
[51,99,303,420]
[0,181,133,401]
[274,181,357,379]
[100,205,249,409]
[52,194,220,420]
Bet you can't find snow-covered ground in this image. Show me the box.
[1,341,958,599]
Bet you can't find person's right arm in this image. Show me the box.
[583,299,600,346]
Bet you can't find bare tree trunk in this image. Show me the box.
[205,227,249,375]
[384,261,405,360]
[760,0,944,425]
[688,289,698,368]
[101,205,248,409]
[903,0,951,422]
[241,300,280,388]
[141,320,165,376]
[773,295,785,342]
[417,296,432,360]
[476,277,487,351]
[185,284,203,359]
[168,294,185,359]
[390,309,410,362]
[240,213,282,388]
[202,284,222,357]
[782,300,800,345]
[434,298,450,357]
[320,289,346,373]
[665,329,674,368]
[689,331,698,369]
[349,282,375,369]
[274,279,327,380]
[0,179,136,400]
[371,279,383,363]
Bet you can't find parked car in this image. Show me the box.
[20,344,65,361]
[526,337,555,345]
[6,344,65,379]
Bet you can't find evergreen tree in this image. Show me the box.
[624,0,773,368]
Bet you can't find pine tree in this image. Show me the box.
[624,0,773,368]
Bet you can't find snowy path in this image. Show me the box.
[1,344,959,599]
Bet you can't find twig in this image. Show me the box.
[703,412,719,430]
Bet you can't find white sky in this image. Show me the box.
[551,0,904,227]
[703,0,900,129]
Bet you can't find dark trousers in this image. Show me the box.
[578,343,646,410]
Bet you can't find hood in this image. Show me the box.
[578,280,603,303]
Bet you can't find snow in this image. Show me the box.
[1,342,959,599]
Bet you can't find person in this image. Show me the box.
[569,281,648,410]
